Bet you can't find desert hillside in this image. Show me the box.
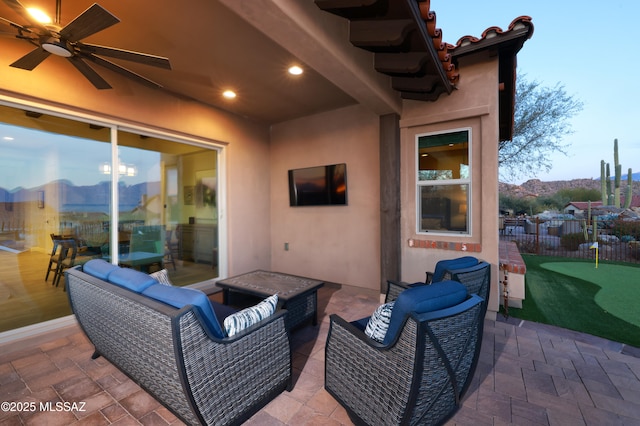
[499,178,640,198]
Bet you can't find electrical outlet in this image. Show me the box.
[284,242,289,251]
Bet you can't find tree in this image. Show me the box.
[499,74,583,182]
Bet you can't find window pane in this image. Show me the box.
[117,130,219,284]
[419,185,469,233]
[0,107,111,331]
[418,130,469,180]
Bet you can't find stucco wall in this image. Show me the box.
[270,105,381,289]
[399,54,501,316]
[0,55,273,277]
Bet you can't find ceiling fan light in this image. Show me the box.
[26,7,52,24]
[42,38,73,57]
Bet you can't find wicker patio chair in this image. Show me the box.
[386,258,488,305]
[449,261,491,314]
[325,281,484,426]
[425,255,479,284]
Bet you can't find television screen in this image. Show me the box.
[289,163,347,206]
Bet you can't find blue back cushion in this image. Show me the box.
[351,317,369,332]
[108,268,158,293]
[433,256,478,282]
[83,259,119,280]
[383,280,468,345]
[142,284,227,339]
[211,302,238,325]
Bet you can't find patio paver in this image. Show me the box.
[1,284,639,425]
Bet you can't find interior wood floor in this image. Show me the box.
[0,250,217,333]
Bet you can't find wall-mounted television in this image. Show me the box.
[288,163,347,206]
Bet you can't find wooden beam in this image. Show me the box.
[391,74,438,92]
[315,0,378,9]
[374,51,429,74]
[400,88,447,102]
[350,19,414,48]
[379,113,401,292]
[314,0,384,20]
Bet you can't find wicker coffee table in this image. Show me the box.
[216,270,324,331]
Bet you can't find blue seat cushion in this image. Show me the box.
[83,259,119,280]
[142,284,226,339]
[433,256,478,282]
[108,268,158,293]
[383,280,468,345]
[211,301,238,324]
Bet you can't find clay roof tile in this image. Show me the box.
[452,16,534,49]
[418,5,458,86]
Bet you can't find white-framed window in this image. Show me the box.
[416,128,471,235]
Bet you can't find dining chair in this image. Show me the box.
[45,234,67,282]
[54,239,98,290]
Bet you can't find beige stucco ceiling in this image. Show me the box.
[0,0,402,125]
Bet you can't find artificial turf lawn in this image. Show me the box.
[505,255,640,348]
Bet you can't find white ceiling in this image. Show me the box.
[0,0,388,125]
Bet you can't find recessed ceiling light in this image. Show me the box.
[27,8,52,24]
[222,90,236,99]
[288,65,303,76]
[3,136,14,141]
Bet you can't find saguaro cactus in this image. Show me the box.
[601,160,607,205]
[625,168,633,209]
[601,139,632,208]
[606,163,612,205]
[614,139,621,208]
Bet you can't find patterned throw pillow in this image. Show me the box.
[150,269,173,286]
[224,294,278,337]
[364,301,395,343]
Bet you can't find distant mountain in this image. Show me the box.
[621,172,640,181]
[0,180,159,213]
[500,178,640,199]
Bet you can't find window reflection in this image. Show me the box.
[0,104,220,332]
[419,185,469,233]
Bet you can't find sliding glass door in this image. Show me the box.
[0,103,222,332]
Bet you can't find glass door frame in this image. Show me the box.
[0,95,228,280]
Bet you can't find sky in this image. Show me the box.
[434,0,640,184]
[3,2,638,188]
[0,124,160,189]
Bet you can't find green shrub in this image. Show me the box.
[610,219,640,240]
[560,232,586,251]
[515,238,537,253]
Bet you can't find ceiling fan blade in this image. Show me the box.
[79,43,171,70]
[2,0,50,32]
[67,56,111,89]
[10,47,50,70]
[0,19,14,35]
[0,15,29,33]
[59,3,120,42]
[86,54,163,89]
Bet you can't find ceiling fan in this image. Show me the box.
[0,0,171,89]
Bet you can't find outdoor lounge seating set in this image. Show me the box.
[66,256,489,426]
[66,260,292,426]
